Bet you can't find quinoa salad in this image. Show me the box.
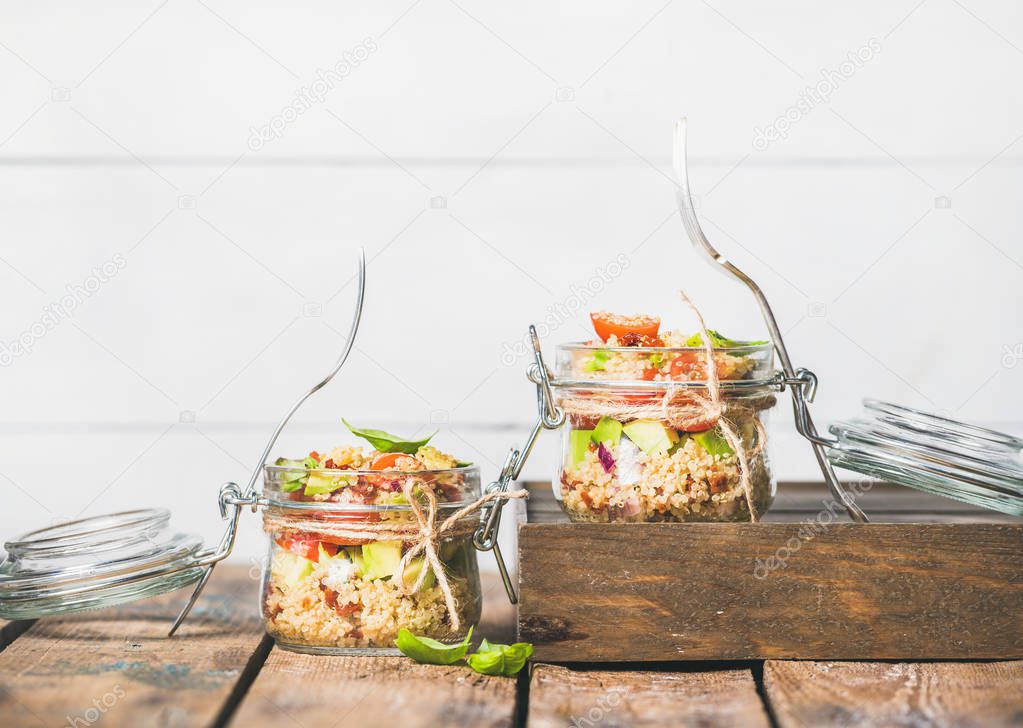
[564,312,770,382]
[555,312,775,523]
[261,422,481,650]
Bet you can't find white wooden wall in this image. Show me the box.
[1,0,1021,565]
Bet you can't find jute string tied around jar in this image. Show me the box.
[558,291,771,521]
[262,479,527,632]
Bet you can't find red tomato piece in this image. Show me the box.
[590,312,661,343]
[275,535,335,562]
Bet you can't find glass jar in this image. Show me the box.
[260,464,483,654]
[552,342,779,522]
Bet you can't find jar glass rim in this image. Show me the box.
[558,341,773,354]
[264,464,479,477]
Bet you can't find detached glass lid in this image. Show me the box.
[0,509,208,620]
[827,399,1023,516]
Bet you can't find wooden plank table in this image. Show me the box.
[0,482,1019,727]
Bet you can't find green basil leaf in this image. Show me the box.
[342,419,435,454]
[454,460,473,468]
[466,639,534,676]
[685,329,768,349]
[395,626,473,665]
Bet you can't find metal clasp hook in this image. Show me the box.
[474,326,564,604]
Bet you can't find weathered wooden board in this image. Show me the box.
[527,663,771,727]
[0,565,267,727]
[0,619,32,652]
[231,651,518,727]
[518,522,1023,661]
[765,660,1023,727]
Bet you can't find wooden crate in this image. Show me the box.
[517,482,1023,662]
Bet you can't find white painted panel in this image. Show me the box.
[2,1,1022,159]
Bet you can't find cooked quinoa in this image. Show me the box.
[569,344,758,382]
[559,423,773,522]
[264,547,478,649]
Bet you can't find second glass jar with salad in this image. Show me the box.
[551,312,779,523]
[259,423,483,654]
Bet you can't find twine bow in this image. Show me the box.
[676,290,762,521]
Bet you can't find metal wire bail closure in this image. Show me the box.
[475,326,565,604]
[673,118,867,523]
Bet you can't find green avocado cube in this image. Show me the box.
[693,429,735,457]
[591,417,623,447]
[274,550,314,590]
[622,419,680,456]
[362,540,403,580]
[401,557,437,592]
[345,547,365,576]
[569,429,594,466]
[304,472,349,496]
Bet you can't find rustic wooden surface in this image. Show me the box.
[527,663,771,727]
[232,650,518,728]
[765,660,1023,728]
[0,483,1020,726]
[0,565,267,728]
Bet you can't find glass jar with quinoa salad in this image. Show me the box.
[551,312,779,523]
[260,421,483,654]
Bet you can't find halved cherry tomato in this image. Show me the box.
[669,352,700,379]
[275,535,337,562]
[640,366,659,381]
[369,452,405,470]
[590,312,661,343]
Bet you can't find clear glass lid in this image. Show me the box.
[0,509,208,619]
[827,399,1023,516]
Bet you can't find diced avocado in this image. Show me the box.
[622,419,680,456]
[273,550,313,590]
[274,457,308,486]
[401,556,437,592]
[362,540,403,580]
[304,472,349,496]
[345,547,365,576]
[569,429,593,466]
[319,543,342,562]
[583,349,610,372]
[693,429,735,457]
[591,417,623,447]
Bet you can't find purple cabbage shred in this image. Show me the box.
[597,442,616,473]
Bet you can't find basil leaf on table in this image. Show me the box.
[465,638,534,676]
[395,627,473,665]
[342,419,435,454]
